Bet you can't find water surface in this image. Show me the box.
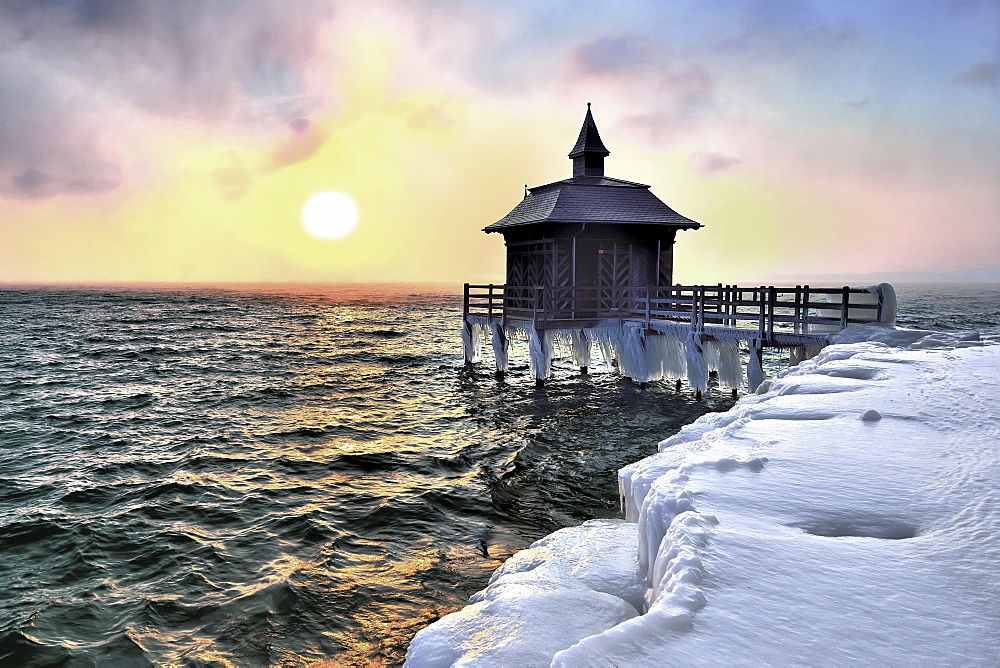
[0,283,738,665]
[2,282,996,665]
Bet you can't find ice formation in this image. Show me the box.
[475,320,741,390]
[490,321,509,373]
[409,327,1000,666]
[809,282,896,334]
[461,317,487,364]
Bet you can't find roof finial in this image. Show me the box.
[587,102,591,109]
[524,184,528,199]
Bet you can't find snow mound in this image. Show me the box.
[405,580,637,667]
[478,519,646,611]
[404,520,643,666]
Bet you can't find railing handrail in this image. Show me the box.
[464,283,886,340]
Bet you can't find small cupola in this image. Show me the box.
[568,103,610,177]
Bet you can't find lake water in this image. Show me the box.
[1,282,997,665]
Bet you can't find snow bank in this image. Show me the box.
[410,327,1000,666]
[405,521,642,667]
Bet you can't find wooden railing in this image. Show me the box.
[464,283,886,340]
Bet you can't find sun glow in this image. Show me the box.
[301,191,360,240]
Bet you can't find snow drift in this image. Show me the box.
[408,327,1000,666]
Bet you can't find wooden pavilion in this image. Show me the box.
[484,104,701,319]
[462,106,895,392]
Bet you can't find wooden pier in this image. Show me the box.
[464,283,888,347]
[462,282,895,391]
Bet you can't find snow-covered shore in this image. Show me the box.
[406,327,1000,666]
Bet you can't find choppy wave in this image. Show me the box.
[0,283,745,666]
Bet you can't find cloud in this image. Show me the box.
[0,60,124,199]
[690,152,742,179]
[0,0,333,199]
[573,34,658,74]
[565,34,716,145]
[4,166,120,199]
[954,61,999,88]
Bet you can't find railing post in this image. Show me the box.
[841,286,850,328]
[487,284,494,318]
[768,286,777,340]
[802,285,810,333]
[793,284,801,334]
[727,285,733,328]
[758,287,766,339]
[463,283,470,316]
[645,285,651,325]
[699,287,706,331]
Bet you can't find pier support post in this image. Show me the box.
[528,325,552,385]
[490,321,509,374]
[685,332,708,398]
[747,342,765,392]
[462,318,481,366]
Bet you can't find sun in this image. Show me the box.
[300,191,359,240]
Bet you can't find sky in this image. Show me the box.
[0,0,998,285]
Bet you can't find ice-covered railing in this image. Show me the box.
[464,283,893,337]
[463,283,895,390]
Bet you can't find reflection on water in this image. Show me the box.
[2,282,994,665]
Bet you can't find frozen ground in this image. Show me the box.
[406,327,1000,666]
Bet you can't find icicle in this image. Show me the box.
[620,323,648,381]
[527,324,552,380]
[645,333,668,381]
[490,321,509,372]
[664,330,687,379]
[591,324,620,374]
[571,330,591,368]
[685,332,708,393]
[461,318,482,363]
[703,339,721,374]
[747,342,765,392]
[717,339,743,389]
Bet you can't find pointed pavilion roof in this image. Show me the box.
[568,103,609,158]
[484,106,702,233]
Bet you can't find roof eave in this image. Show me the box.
[485,219,703,232]
[567,148,610,159]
